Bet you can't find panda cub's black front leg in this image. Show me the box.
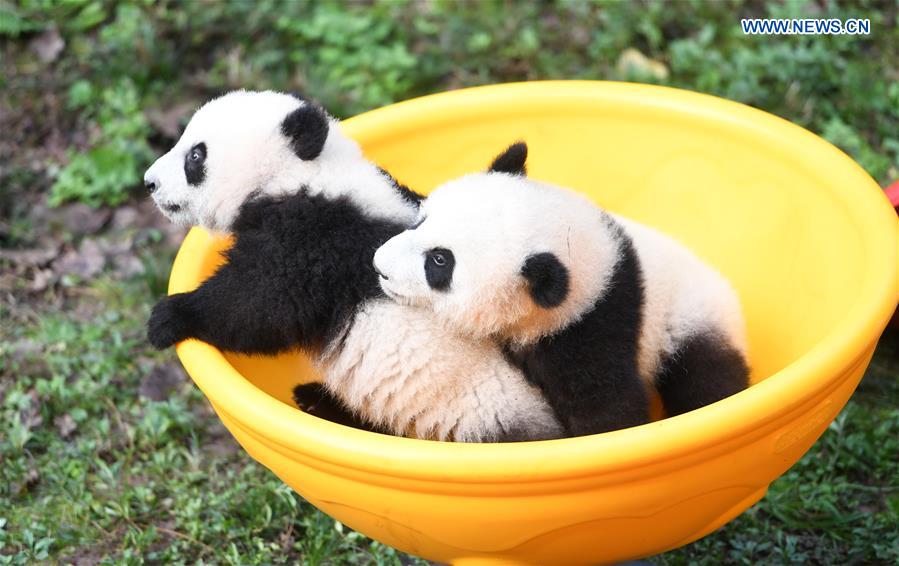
[554,367,650,437]
[147,257,299,355]
[147,293,197,349]
[509,344,650,437]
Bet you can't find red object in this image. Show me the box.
[886,180,899,210]
[887,181,899,329]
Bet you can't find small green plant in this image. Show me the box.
[49,79,154,207]
[272,3,422,115]
[0,5,44,37]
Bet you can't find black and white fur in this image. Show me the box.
[374,143,750,436]
[145,92,563,442]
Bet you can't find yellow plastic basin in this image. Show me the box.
[168,82,899,564]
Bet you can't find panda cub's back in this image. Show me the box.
[611,214,748,384]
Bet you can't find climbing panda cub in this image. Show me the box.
[374,142,750,436]
[145,91,563,442]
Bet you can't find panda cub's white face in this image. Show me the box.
[373,172,620,345]
[144,90,415,233]
[144,91,318,231]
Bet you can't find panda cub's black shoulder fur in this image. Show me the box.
[377,166,423,206]
[236,191,408,346]
[147,190,407,356]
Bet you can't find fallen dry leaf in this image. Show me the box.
[54,413,77,438]
[139,363,186,401]
[20,390,44,431]
[53,238,105,279]
[28,27,65,64]
[29,268,55,292]
[62,203,112,236]
[0,246,60,268]
[616,48,669,80]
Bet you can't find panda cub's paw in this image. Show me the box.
[147,294,193,349]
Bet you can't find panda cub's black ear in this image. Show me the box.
[488,142,528,176]
[281,103,330,160]
[521,252,569,309]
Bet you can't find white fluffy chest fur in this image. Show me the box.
[316,299,563,442]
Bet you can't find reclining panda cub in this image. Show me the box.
[374,143,750,436]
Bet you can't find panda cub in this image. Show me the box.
[145,91,563,442]
[374,143,750,436]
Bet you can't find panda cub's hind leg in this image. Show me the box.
[292,383,386,434]
[654,331,749,417]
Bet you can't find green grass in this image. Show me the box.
[0,277,419,565]
[2,0,898,563]
[2,272,897,563]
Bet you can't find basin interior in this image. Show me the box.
[185,89,872,415]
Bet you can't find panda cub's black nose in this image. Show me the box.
[145,179,157,194]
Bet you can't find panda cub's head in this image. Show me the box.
[144,90,414,232]
[373,143,621,345]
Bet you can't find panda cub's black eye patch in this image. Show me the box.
[424,247,454,291]
[184,142,207,186]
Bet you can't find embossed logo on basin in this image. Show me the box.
[774,398,834,454]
